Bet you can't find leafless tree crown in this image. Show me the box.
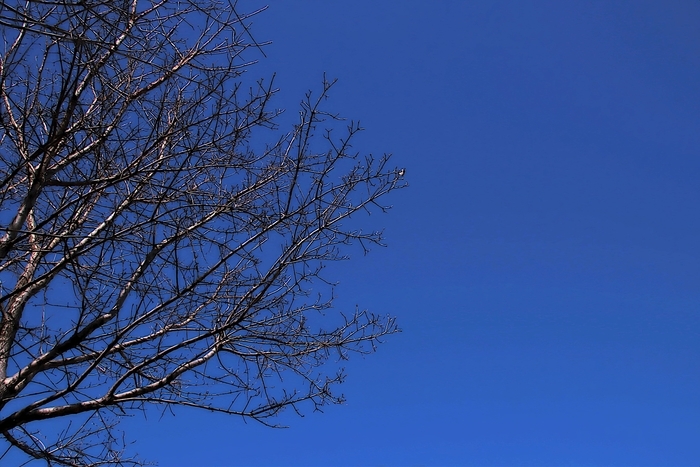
[0,1,404,465]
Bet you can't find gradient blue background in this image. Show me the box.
[128,1,700,465]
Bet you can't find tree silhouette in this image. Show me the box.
[0,1,404,464]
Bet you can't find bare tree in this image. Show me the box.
[0,1,405,465]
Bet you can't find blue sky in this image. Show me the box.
[130,1,700,465]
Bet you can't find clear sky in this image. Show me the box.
[129,1,700,465]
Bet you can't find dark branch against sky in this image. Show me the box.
[4,1,700,465]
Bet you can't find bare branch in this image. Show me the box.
[0,1,405,465]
